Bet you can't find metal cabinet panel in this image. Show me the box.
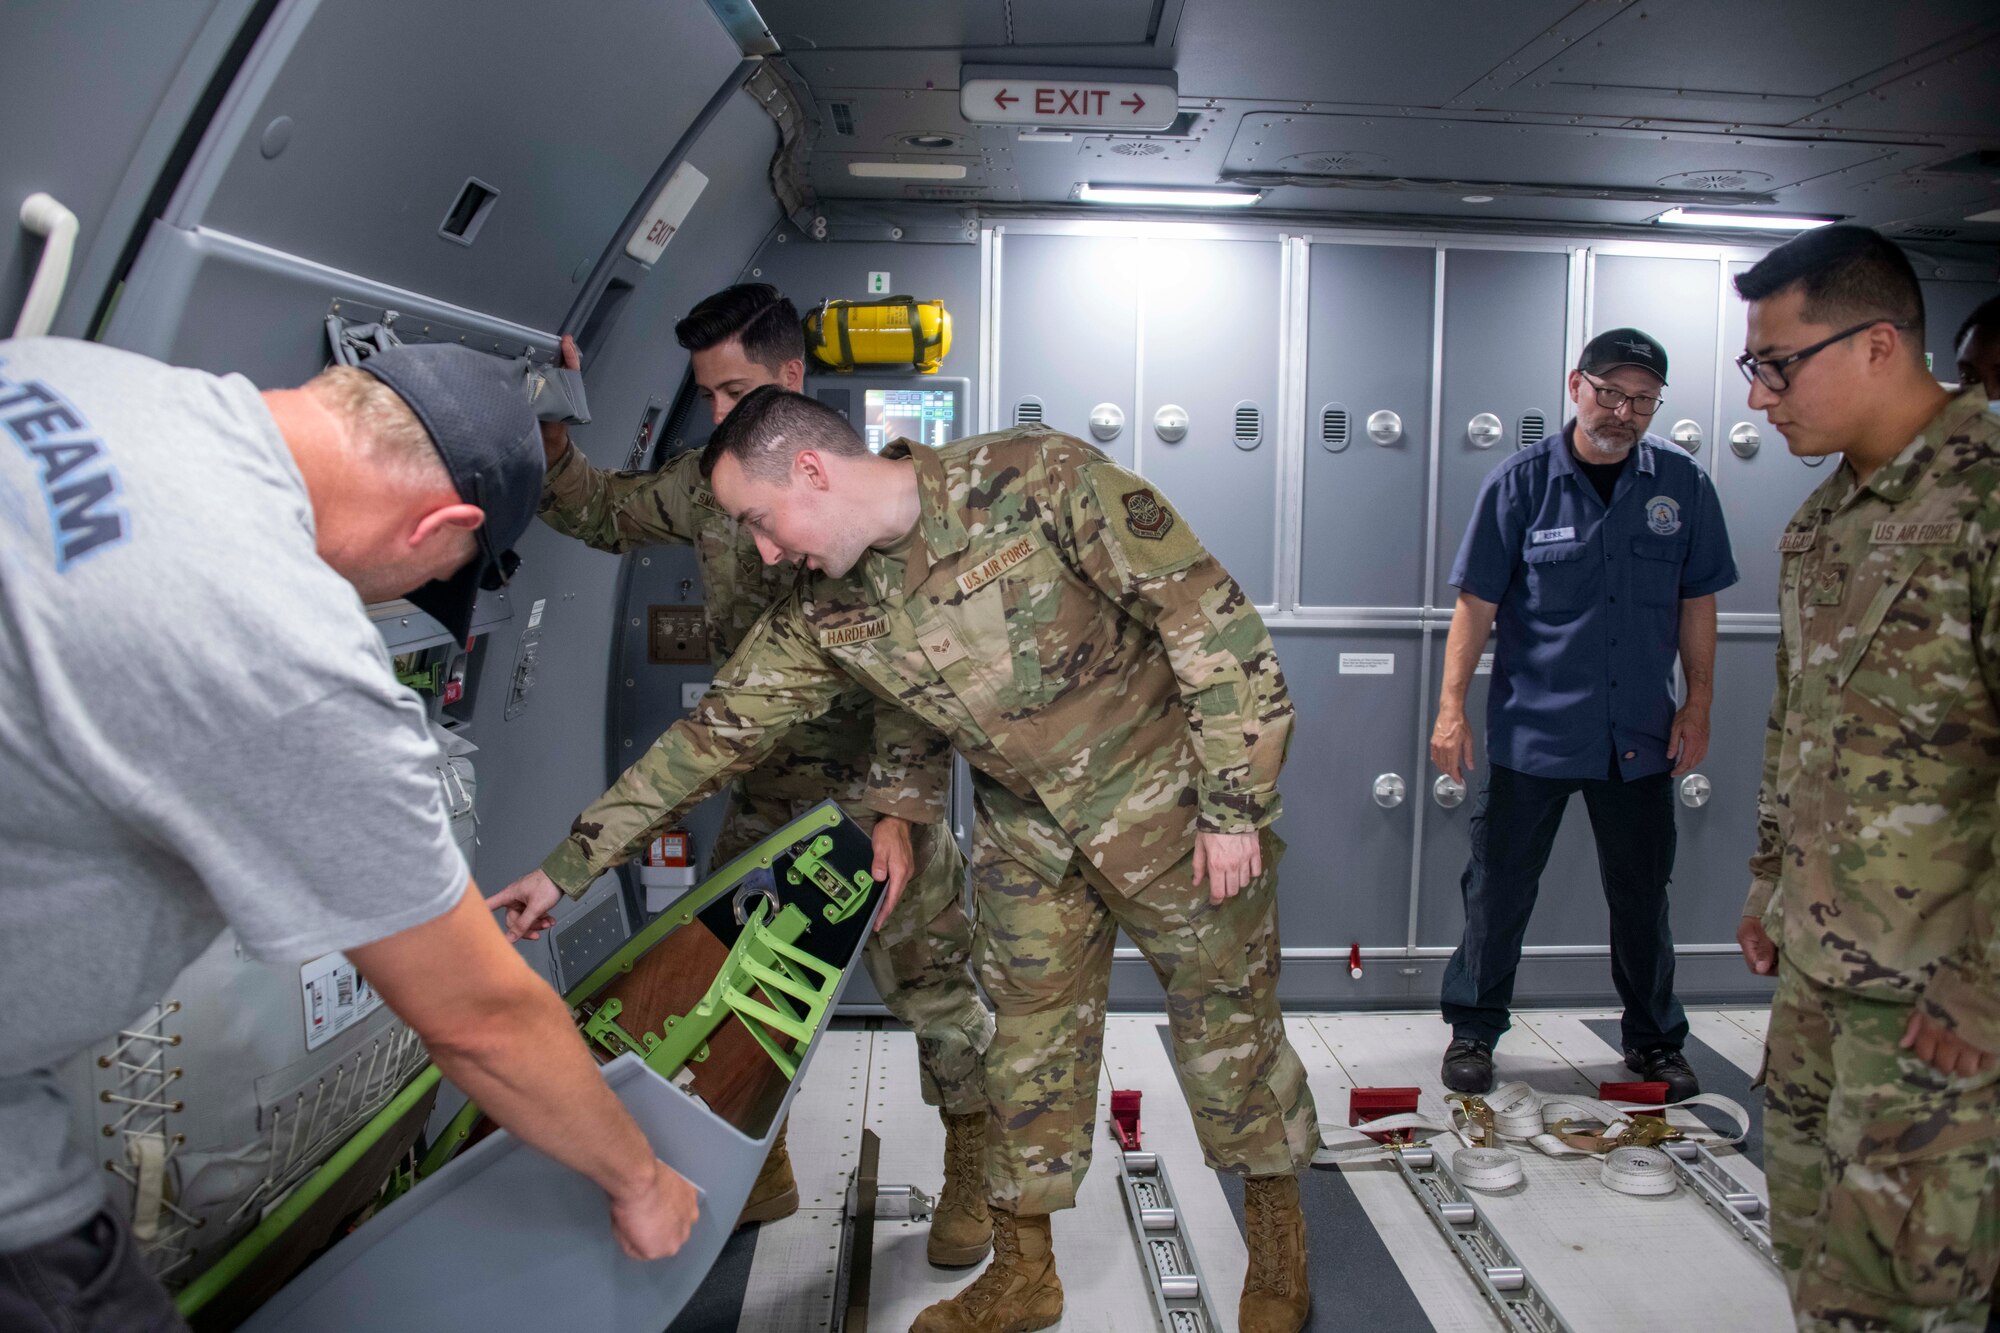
[1670,634,1778,947]
[1432,248,1570,609]
[1269,629,1422,950]
[996,232,1138,464]
[1139,237,1283,604]
[1712,261,1828,615]
[176,0,745,333]
[1590,254,1720,471]
[1300,243,1435,610]
[1415,633,1613,949]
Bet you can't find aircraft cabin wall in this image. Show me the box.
[697,218,1996,1011]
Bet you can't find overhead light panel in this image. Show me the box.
[1077,183,1261,208]
[846,162,968,180]
[1655,207,1835,232]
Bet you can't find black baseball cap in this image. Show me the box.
[357,342,544,643]
[1579,327,1669,384]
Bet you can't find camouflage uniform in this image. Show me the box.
[539,446,991,1114]
[540,427,1320,1214]
[1748,390,2000,1331]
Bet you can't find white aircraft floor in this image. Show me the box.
[671,1007,1787,1333]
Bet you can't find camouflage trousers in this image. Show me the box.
[971,819,1320,1215]
[713,787,992,1115]
[1765,959,2000,1332]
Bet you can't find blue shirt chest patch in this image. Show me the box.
[1644,495,1681,536]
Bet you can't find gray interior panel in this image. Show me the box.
[996,231,1139,461]
[1590,253,1721,469]
[1269,628,1421,950]
[1137,235,1281,603]
[169,0,746,333]
[1300,241,1435,609]
[0,0,265,338]
[1710,260,1829,616]
[1432,246,1570,609]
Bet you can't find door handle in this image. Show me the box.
[1372,773,1406,808]
[1433,774,1467,808]
[13,193,79,338]
[1679,773,1711,808]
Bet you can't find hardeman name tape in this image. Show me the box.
[1871,519,1962,545]
[956,533,1040,596]
[818,616,890,648]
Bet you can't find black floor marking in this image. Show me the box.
[663,1219,761,1333]
[1154,1024,1438,1332]
[1580,1017,1764,1168]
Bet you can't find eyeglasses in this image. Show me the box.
[1735,320,1908,393]
[1578,371,1664,417]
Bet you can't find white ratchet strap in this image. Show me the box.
[1312,1081,1752,1196]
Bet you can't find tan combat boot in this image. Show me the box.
[910,1210,1062,1333]
[1239,1172,1309,1333]
[928,1110,994,1266]
[734,1118,800,1229]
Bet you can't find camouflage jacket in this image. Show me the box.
[538,446,950,863]
[542,427,1293,896]
[1747,389,2000,1049]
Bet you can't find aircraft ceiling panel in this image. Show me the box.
[755,0,1164,51]
[1168,0,1583,107]
[1483,2,1995,110]
[1223,111,1917,195]
[1806,31,2000,137]
[187,0,743,332]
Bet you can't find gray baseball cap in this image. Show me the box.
[357,342,543,642]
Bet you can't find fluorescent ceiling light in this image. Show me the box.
[1077,183,1261,208]
[1965,208,2000,223]
[1018,131,1074,143]
[1655,207,1835,232]
[846,162,968,180]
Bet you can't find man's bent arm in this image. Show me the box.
[350,883,694,1240]
[1058,457,1291,833]
[542,597,851,896]
[539,442,706,556]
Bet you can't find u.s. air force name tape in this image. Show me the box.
[1313,1080,1751,1197]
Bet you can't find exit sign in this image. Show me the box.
[960,65,1178,132]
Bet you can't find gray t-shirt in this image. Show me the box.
[0,338,466,1250]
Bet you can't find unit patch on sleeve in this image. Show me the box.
[956,533,1040,596]
[1123,489,1175,541]
[1870,519,1962,545]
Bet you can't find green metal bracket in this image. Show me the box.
[717,907,844,1079]
[785,833,873,924]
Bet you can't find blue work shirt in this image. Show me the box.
[1449,421,1738,781]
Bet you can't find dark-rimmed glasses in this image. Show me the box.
[1578,371,1663,417]
[1736,320,1908,393]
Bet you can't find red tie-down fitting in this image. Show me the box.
[1599,1080,1672,1120]
[1110,1089,1143,1151]
[1350,1087,1423,1145]
[1349,942,1363,980]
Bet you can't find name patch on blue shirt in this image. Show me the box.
[1530,526,1575,545]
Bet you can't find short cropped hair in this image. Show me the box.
[1958,294,2000,349]
[674,283,804,373]
[305,365,454,493]
[700,385,866,482]
[1733,225,1926,355]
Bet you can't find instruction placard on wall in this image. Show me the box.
[1338,653,1395,675]
[1476,653,1494,675]
[300,951,384,1052]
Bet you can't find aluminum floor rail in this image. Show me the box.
[1114,1148,1225,1333]
[1389,1144,1576,1333]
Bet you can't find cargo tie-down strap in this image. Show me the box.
[1314,1080,1751,1196]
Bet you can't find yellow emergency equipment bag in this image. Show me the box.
[803,296,952,373]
